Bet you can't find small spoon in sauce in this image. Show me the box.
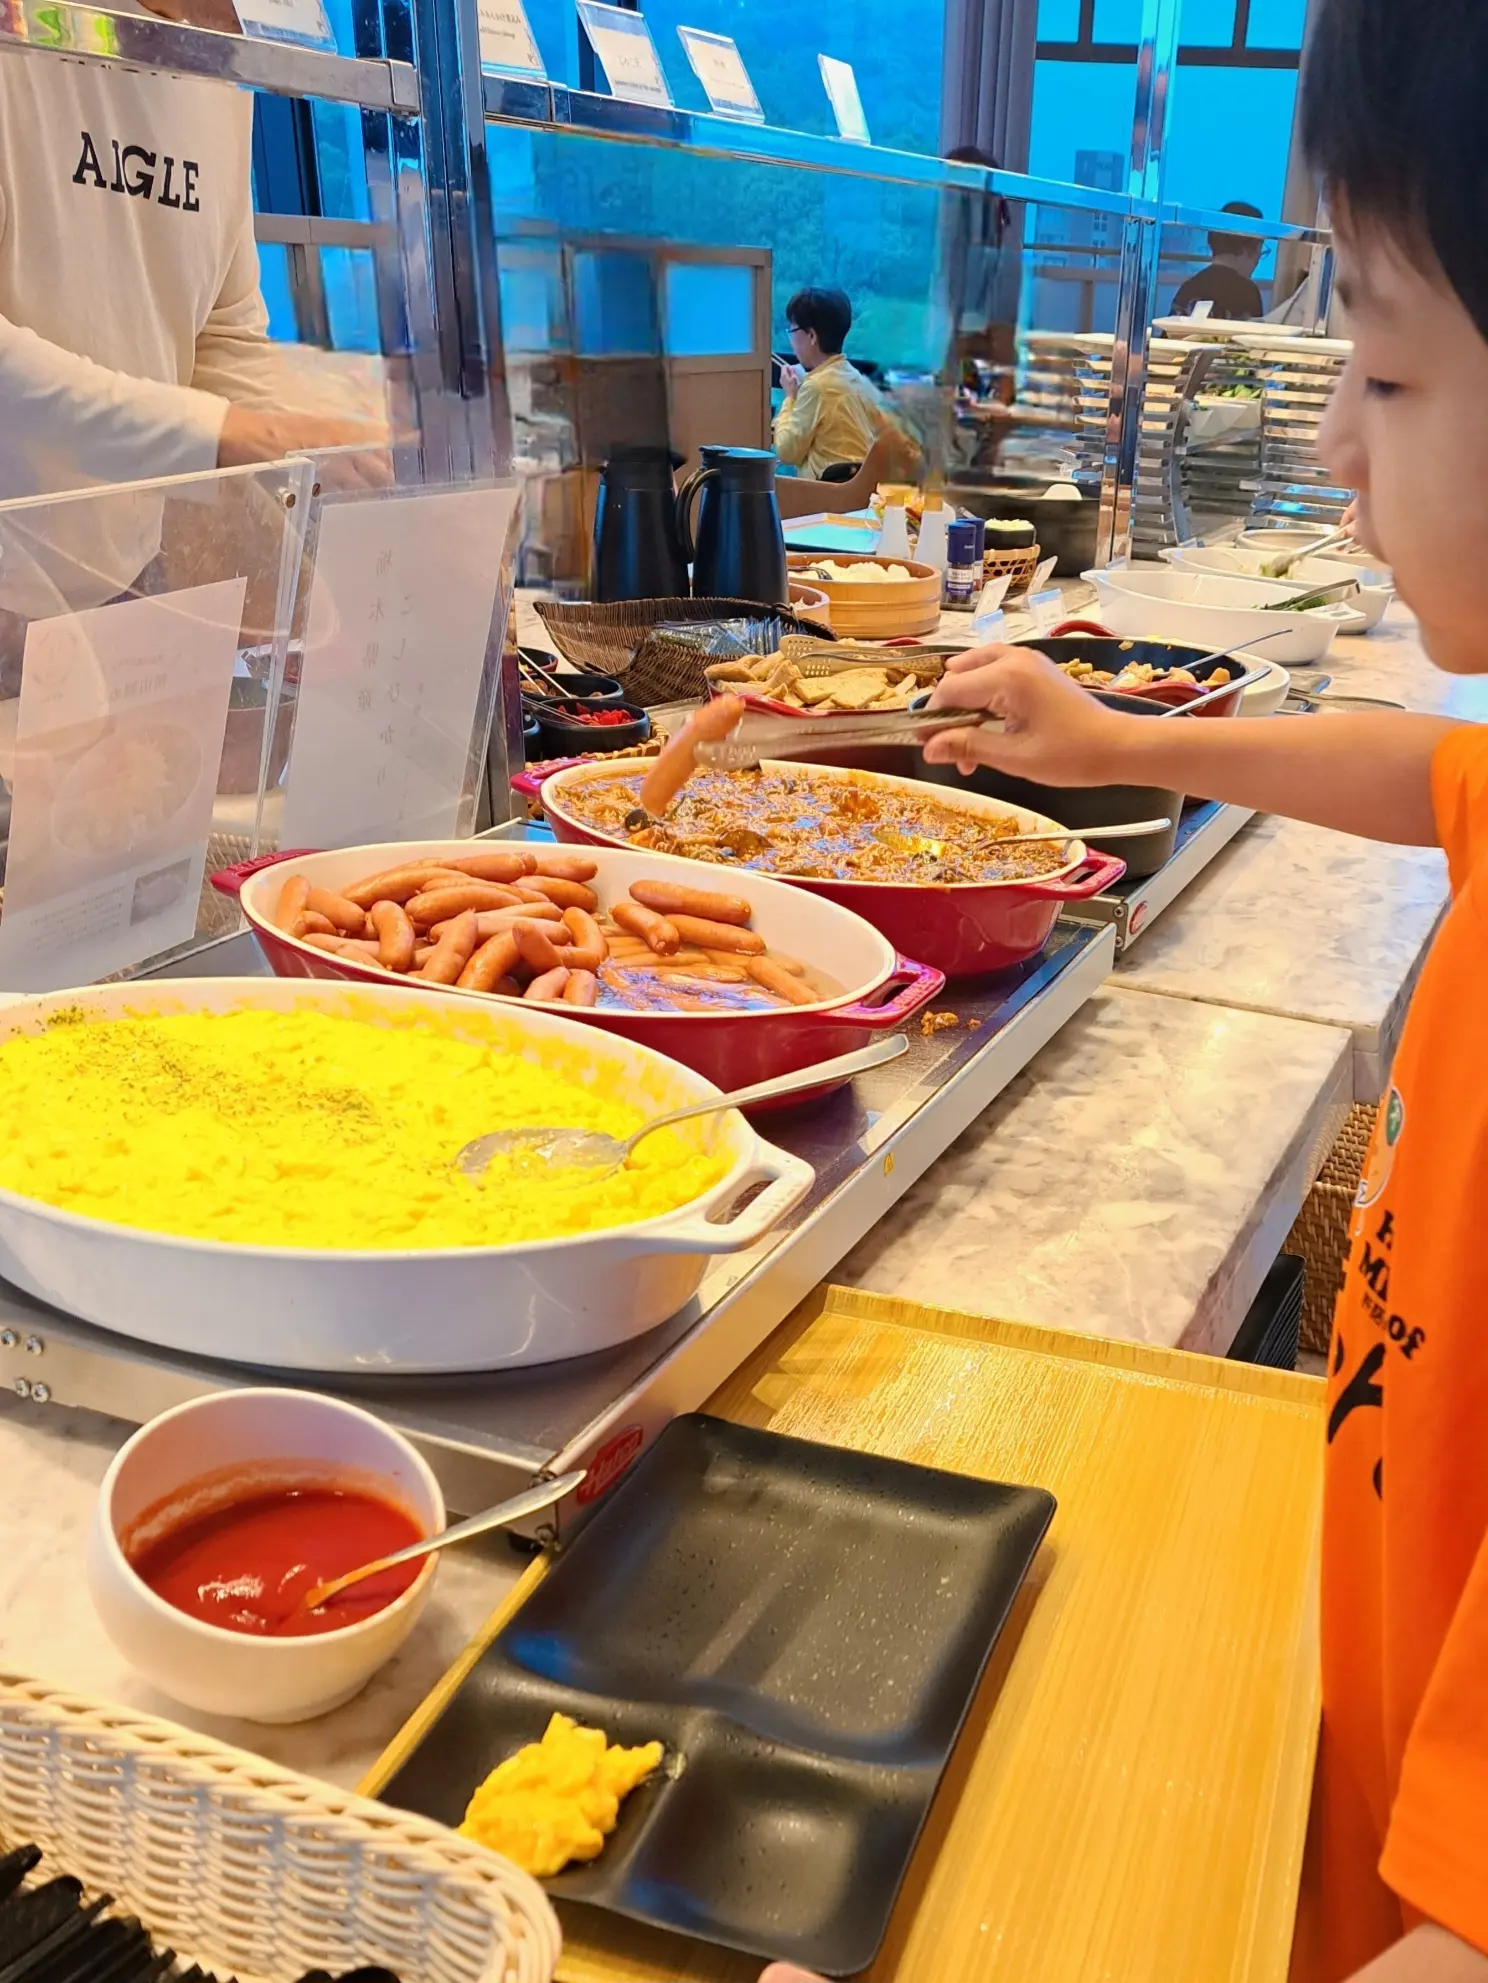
[301,1469,587,1613]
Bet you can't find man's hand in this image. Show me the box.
[217,408,393,488]
[778,363,804,399]
[922,643,1132,787]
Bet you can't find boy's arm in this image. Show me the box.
[1350,1925,1488,1980]
[924,646,1453,847]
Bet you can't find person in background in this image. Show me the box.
[0,0,386,520]
[918,0,1488,1975]
[772,287,891,479]
[1170,200,1267,319]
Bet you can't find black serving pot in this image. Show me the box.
[912,633,1221,877]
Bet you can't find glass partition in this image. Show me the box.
[0,461,311,991]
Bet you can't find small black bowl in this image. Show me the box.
[981,519,1038,552]
[545,669,625,702]
[533,695,651,759]
[522,708,541,758]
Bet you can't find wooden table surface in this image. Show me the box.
[365,1287,1324,1983]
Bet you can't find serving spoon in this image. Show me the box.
[457,1034,909,1180]
[301,1469,587,1613]
[873,816,1172,861]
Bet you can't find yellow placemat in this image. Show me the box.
[367,1288,1324,1983]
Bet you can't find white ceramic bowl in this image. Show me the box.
[1081,565,1347,665]
[87,1388,445,1724]
[0,979,813,1373]
[1241,660,1291,717]
[1163,544,1394,631]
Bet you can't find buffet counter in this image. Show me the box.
[836,986,1352,1354]
[0,589,1458,1983]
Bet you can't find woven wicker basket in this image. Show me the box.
[1283,1103,1378,1356]
[534,597,829,676]
[0,1671,559,1983]
[983,544,1042,596]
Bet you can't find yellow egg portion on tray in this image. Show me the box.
[0,1008,726,1249]
[459,1712,664,1877]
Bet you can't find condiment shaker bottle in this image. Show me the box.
[943,517,986,610]
[877,500,913,560]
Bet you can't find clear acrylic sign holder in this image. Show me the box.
[276,479,521,855]
[577,0,673,108]
[0,458,312,993]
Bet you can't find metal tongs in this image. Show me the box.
[695,706,1004,771]
[694,643,1280,771]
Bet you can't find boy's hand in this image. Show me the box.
[923,644,1131,787]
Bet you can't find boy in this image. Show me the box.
[915,1,1488,1975]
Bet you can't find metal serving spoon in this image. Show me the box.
[301,1469,587,1613]
[873,816,1172,860]
[457,1034,909,1180]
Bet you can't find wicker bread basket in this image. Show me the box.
[0,1671,559,1983]
[983,544,1042,596]
[1283,1102,1378,1356]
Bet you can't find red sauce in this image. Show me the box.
[130,1487,426,1637]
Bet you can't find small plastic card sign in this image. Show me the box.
[818,54,870,145]
[578,1,672,107]
[0,578,245,992]
[281,485,517,850]
[233,0,335,51]
[478,0,545,78]
[677,25,763,122]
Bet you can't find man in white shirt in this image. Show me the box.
[0,17,382,520]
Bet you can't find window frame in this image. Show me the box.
[1036,0,1301,67]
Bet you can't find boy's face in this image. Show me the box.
[1320,227,1488,673]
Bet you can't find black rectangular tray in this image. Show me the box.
[381,1414,1055,1976]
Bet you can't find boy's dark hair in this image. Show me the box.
[785,287,852,355]
[1302,0,1488,337]
[1209,200,1263,258]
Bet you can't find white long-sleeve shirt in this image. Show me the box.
[0,46,287,604]
[0,47,288,493]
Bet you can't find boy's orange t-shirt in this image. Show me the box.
[1296,724,1488,1980]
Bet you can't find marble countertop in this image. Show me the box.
[836,985,1353,1357]
[1115,606,1468,1100]
[1114,813,1445,1100]
[0,1393,518,1790]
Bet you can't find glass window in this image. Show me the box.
[321,247,381,354]
[1029,62,1136,188]
[1163,64,1299,214]
[1177,0,1237,46]
[637,0,945,152]
[1093,0,1143,39]
[498,256,566,354]
[573,249,663,356]
[1037,0,1081,35]
[663,262,755,356]
[257,244,297,344]
[1246,0,1306,47]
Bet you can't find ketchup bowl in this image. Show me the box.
[88,1388,445,1724]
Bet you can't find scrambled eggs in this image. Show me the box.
[0,1009,726,1249]
[458,1713,664,1876]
